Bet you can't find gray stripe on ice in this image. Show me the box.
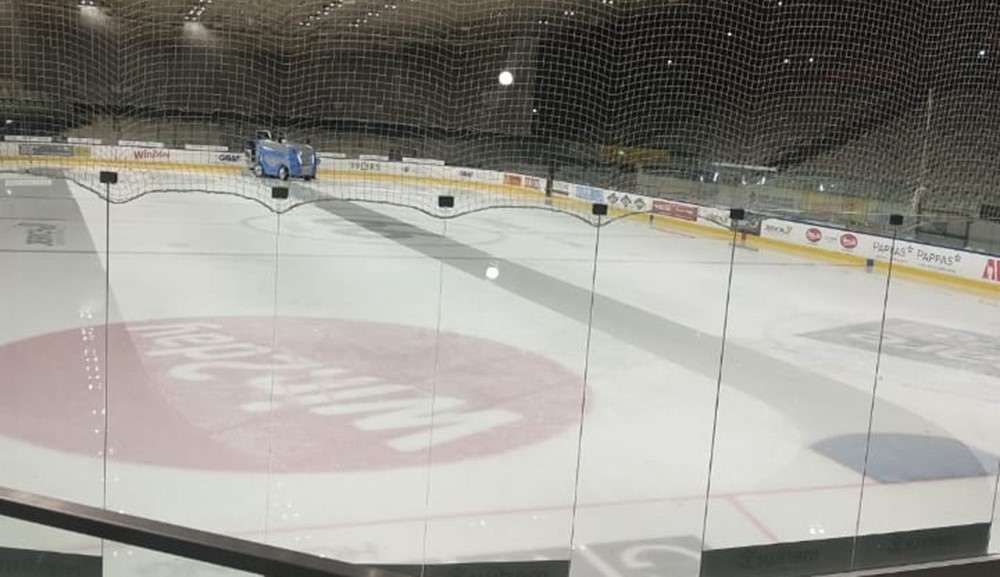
[299,194,950,446]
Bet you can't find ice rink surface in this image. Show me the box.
[1,169,999,577]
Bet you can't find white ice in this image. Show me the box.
[1,169,998,577]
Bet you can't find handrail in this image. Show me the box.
[0,486,411,577]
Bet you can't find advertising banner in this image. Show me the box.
[129,148,171,161]
[119,140,165,148]
[115,147,206,164]
[402,157,446,166]
[5,135,53,143]
[760,218,998,284]
[574,185,605,203]
[761,220,794,239]
[523,176,543,191]
[698,206,732,230]
[652,199,698,221]
[503,174,524,187]
[552,181,573,197]
[18,143,73,157]
[16,143,91,158]
[606,192,650,212]
[348,160,383,173]
[761,220,867,257]
[451,167,502,184]
[872,238,970,277]
[214,152,243,164]
[185,144,230,152]
[983,258,1000,284]
[397,163,442,176]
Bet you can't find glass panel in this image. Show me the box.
[103,543,258,577]
[992,474,1000,554]
[424,205,596,566]
[857,239,1000,567]
[0,518,254,577]
[704,217,892,574]
[103,189,280,540]
[569,209,734,577]
[0,173,108,507]
[267,197,446,565]
[0,518,103,576]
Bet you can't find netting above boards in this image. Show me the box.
[0,150,607,221]
[2,1,1000,226]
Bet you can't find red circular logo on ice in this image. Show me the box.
[0,318,582,472]
[805,228,823,243]
[839,233,858,249]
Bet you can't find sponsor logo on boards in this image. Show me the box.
[17,143,75,157]
[575,185,604,203]
[805,228,823,243]
[871,240,961,270]
[872,240,913,260]
[133,149,170,160]
[839,233,858,249]
[764,223,793,236]
[652,199,698,221]
[350,161,380,172]
[983,258,999,282]
[458,170,474,178]
[217,153,241,162]
[915,247,961,268]
[503,174,523,187]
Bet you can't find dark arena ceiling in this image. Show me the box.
[3,0,1000,208]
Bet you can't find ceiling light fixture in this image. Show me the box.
[182,0,211,22]
[300,0,345,28]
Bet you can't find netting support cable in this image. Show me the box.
[567,218,604,562]
[850,226,899,570]
[697,226,740,560]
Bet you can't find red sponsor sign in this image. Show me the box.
[839,233,858,249]
[652,199,698,222]
[0,317,582,472]
[503,174,523,187]
[133,149,170,160]
[806,228,823,243]
[984,258,1000,282]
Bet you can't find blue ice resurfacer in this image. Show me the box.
[244,130,319,181]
